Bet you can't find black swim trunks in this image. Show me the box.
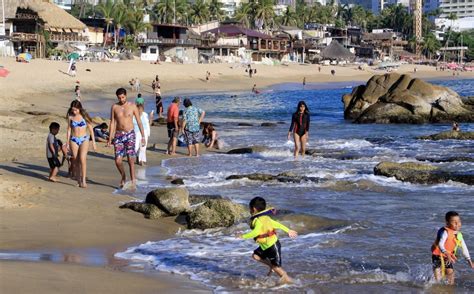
[254,240,282,267]
[432,254,453,269]
[156,95,163,112]
[47,156,61,169]
[167,122,178,138]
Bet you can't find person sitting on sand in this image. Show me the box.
[452,122,460,132]
[107,88,146,188]
[202,123,223,150]
[66,100,97,188]
[46,122,61,182]
[331,69,335,76]
[93,123,109,143]
[238,197,298,284]
[431,211,473,285]
[288,101,310,158]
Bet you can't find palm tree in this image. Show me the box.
[126,6,152,38]
[208,0,224,21]
[190,0,209,25]
[443,12,458,62]
[235,3,253,28]
[112,3,129,49]
[423,32,440,60]
[154,0,174,24]
[254,0,275,30]
[97,0,115,48]
[278,6,297,27]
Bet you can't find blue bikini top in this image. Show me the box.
[70,118,86,128]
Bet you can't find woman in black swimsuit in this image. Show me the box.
[288,101,310,158]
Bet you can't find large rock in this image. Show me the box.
[119,202,168,219]
[342,73,474,123]
[187,199,249,229]
[145,187,190,215]
[226,172,322,183]
[374,161,474,185]
[417,130,474,140]
[227,146,267,154]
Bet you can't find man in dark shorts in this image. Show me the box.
[166,97,180,155]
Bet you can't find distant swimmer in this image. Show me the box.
[431,211,473,285]
[237,197,298,284]
[252,84,260,94]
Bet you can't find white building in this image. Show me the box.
[435,16,474,31]
[371,0,410,14]
[221,0,243,18]
[424,0,474,18]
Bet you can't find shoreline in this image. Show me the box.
[0,58,472,292]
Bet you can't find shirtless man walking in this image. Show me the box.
[108,88,146,188]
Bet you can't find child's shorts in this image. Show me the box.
[47,157,61,169]
[432,254,453,269]
[254,240,281,267]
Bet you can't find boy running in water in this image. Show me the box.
[239,197,298,284]
[432,211,473,285]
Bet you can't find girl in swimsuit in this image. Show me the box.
[287,101,310,158]
[66,100,96,188]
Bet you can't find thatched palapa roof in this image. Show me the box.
[2,0,86,31]
[320,40,355,61]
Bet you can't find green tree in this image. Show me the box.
[278,6,298,27]
[126,6,152,37]
[235,2,253,28]
[209,0,224,21]
[190,0,209,25]
[112,3,129,49]
[254,0,275,30]
[97,0,115,48]
[154,0,174,24]
[423,32,441,59]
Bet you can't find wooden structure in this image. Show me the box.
[8,0,87,58]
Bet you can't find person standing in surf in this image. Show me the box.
[431,211,473,285]
[108,88,146,188]
[238,197,298,284]
[287,101,310,158]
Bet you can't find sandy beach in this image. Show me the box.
[0,57,472,293]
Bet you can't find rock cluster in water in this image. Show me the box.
[417,130,474,140]
[120,187,249,229]
[342,73,474,123]
[374,161,474,185]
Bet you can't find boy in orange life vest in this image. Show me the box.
[239,197,298,284]
[431,211,473,285]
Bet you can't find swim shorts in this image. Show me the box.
[254,240,281,267]
[184,130,200,145]
[113,130,136,158]
[167,122,178,138]
[47,156,61,169]
[432,254,453,269]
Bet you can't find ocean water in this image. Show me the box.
[116,79,474,292]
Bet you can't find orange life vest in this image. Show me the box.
[432,226,463,256]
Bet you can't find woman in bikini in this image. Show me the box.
[287,101,310,158]
[66,100,96,188]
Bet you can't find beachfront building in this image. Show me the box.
[362,29,409,60]
[138,24,201,62]
[201,24,290,62]
[5,0,87,58]
[221,0,244,18]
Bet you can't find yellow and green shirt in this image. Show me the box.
[242,215,290,250]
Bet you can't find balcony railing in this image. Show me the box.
[11,32,37,42]
[139,37,202,46]
[50,34,89,42]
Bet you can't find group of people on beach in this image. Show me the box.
[44,80,472,286]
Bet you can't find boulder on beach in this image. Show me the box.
[374,161,474,185]
[261,122,277,127]
[187,199,249,229]
[226,172,321,183]
[417,130,474,140]
[119,202,168,219]
[189,194,224,205]
[237,123,254,127]
[171,178,185,185]
[145,187,190,215]
[227,146,267,154]
[342,73,474,123]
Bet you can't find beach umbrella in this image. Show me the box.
[68,52,80,60]
[0,68,10,77]
[18,53,32,61]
